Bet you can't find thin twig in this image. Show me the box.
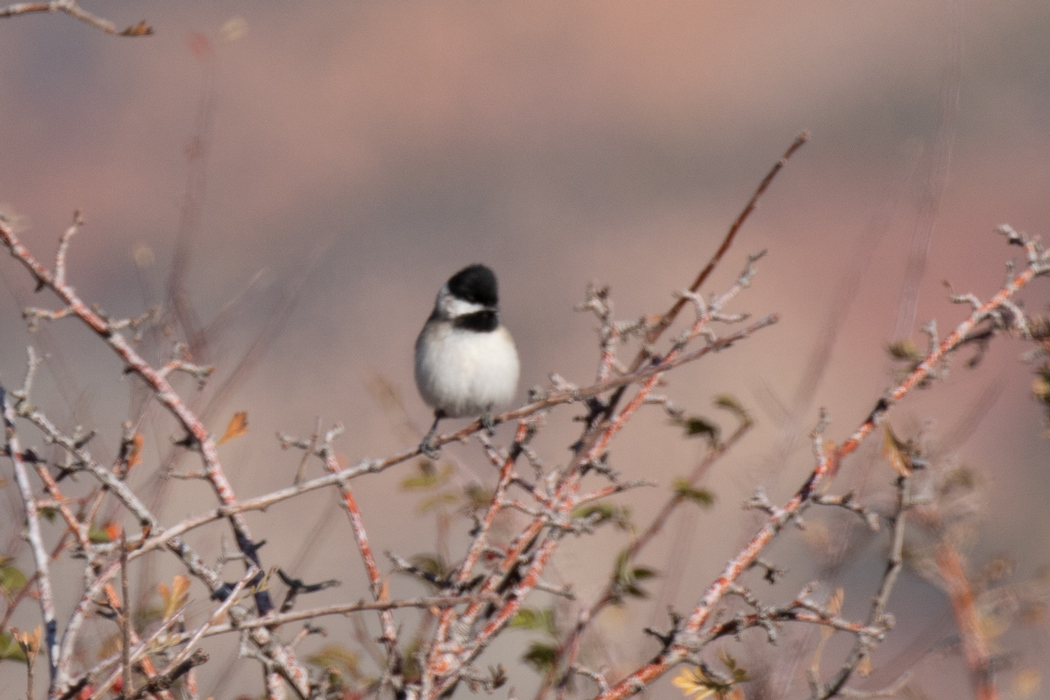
[120,535,132,700]
[816,476,912,698]
[643,132,808,349]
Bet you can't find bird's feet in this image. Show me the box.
[419,432,441,459]
[420,411,445,458]
[480,412,497,436]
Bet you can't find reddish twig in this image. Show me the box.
[315,425,402,683]
[642,132,808,351]
[936,541,996,700]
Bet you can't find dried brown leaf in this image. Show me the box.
[217,411,249,445]
[821,588,844,641]
[103,522,122,542]
[882,423,912,477]
[159,574,191,619]
[121,21,154,37]
[125,433,144,471]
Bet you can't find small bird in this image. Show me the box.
[415,264,520,456]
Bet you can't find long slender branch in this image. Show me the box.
[643,132,808,349]
[316,428,402,681]
[2,385,58,682]
[935,542,996,700]
[197,593,495,640]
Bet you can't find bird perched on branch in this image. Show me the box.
[415,264,519,456]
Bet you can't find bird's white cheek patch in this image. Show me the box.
[438,288,487,320]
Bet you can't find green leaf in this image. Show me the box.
[0,563,28,598]
[88,525,113,543]
[400,464,453,490]
[464,484,493,510]
[134,605,165,629]
[572,503,632,530]
[409,554,448,579]
[510,608,557,637]
[611,550,659,602]
[631,567,657,581]
[401,638,423,684]
[0,632,26,662]
[522,642,558,673]
[714,393,752,426]
[682,416,720,446]
[624,584,649,598]
[308,644,362,680]
[673,479,716,508]
[417,491,460,514]
[718,649,750,682]
[887,339,922,362]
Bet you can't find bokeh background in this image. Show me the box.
[2,1,1050,698]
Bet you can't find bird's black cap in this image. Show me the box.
[447,264,499,307]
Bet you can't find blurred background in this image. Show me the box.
[1,1,1050,698]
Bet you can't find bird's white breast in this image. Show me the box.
[414,323,519,418]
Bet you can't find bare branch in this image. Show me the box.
[0,1,153,37]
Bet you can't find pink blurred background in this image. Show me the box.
[2,1,1050,698]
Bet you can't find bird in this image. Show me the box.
[414,264,520,456]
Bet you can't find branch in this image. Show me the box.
[643,132,808,348]
[0,1,153,36]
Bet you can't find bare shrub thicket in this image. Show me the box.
[2,128,1049,700]
[3,8,1050,700]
